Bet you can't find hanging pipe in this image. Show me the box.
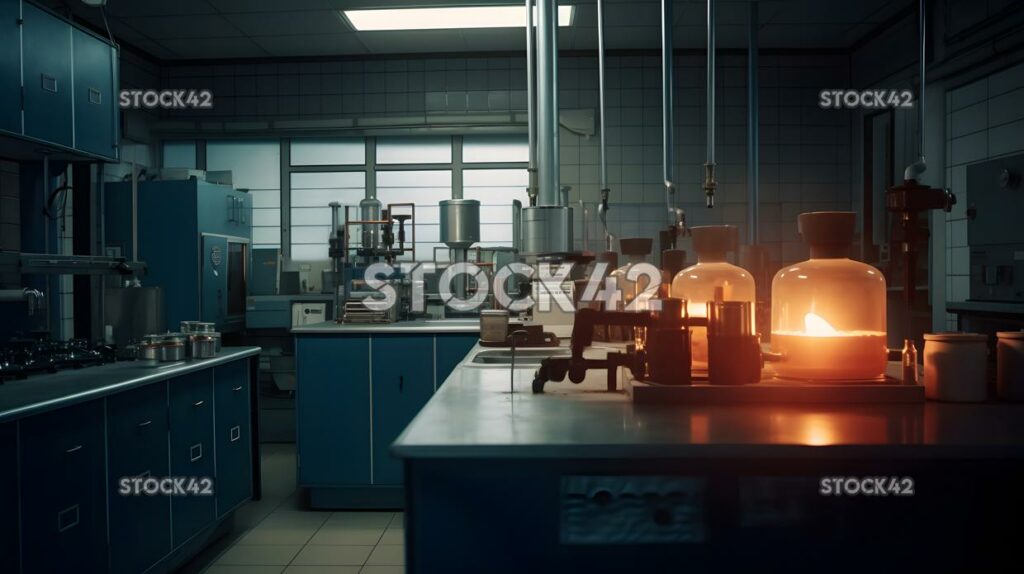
[747,1,759,244]
[597,0,615,250]
[536,0,559,205]
[525,0,539,206]
[703,0,717,208]
[662,0,683,228]
[904,0,927,180]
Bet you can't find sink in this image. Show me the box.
[470,349,569,366]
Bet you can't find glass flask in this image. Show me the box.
[770,211,888,381]
[609,237,654,342]
[670,225,756,371]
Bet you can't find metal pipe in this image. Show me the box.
[904,0,928,180]
[551,0,561,205]
[597,0,613,249]
[747,1,759,244]
[525,0,538,206]
[661,0,677,221]
[131,160,138,262]
[703,0,717,208]
[512,199,523,252]
[0,288,45,315]
[536,0,558,206]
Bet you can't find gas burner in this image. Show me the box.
[0,339,115,383]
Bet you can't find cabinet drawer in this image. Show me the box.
[214,360,252,516]
[107,383,171,574]
[169,370,215,547]
[19,400,107,573]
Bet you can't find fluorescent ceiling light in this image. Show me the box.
[344,5,574,32]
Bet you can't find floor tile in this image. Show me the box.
[262,509,332,529]
[326,512,394,529]
[291,545,374,566]
[203,566,284,574]
[379,529,404,545]
[308,525,386,545]
[360,567,405,574]
[365,545,405,566]
[283,566,362,574]
[214,544,302,566]
[238,522,322,545]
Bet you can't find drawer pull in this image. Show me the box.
[41,74,57,93]
[230,425,241,442]
[232,385,243,392]
[65,444,82,454]
[192,400,205,407]
[137,420,153,428]
[190,443,203,462]
[57,504,79,533]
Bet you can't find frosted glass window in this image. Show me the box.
[463,134,529,163]
[162,140,196,169]
[206,139,282,248]
[289,171,366,261]
[377,170,451,261]
[463,169,528,246]
[291,138,365,166]
[377,136,452,164]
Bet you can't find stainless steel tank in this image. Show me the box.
[359,197,382,249]
[521,205,573,255]
[439,199,481,249]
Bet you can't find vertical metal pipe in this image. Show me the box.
[550,0,561,204]
[747,1,759,244]
[918,0,926,161]
[597,0,607,190]
[526,0,538,206]
[512,199,522,252]
[703,0,717,208]
[661,0,674,188]
[536,0,558,206]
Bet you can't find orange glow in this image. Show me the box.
[803,312,837,335]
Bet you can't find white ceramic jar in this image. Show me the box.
[923,333,988,402]
[997,331,1024,400]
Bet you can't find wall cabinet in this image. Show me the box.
[21,2,73,148]
[296,331,477,507]
[0,0,21,134]
[72,27,117,158]
[19,400,107,573]
[107,382,171,574]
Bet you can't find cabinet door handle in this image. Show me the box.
[193,400,205,407]
[65,444,83,454]
[226,196,234,222]
[399,375,404,392]
[232,385,243,392]
[137,419,152,428]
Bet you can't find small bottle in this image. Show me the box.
[902,339,919,385]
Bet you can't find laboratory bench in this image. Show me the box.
[393,343,1024,573]
[292,319,480,508]
[0,347,261,574]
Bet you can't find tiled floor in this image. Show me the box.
[180,444,404,574]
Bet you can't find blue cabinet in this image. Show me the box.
[371,335,435,485]
[72,27,117,158]
[0,423,17,573]
[21,2,72,148]
[214,360,252,516]
[0,0,20,134]
[168,371,216,547]
[435,334,478,387]
[107,382,171,574]
[19,399,107,573]
[296,335,371,486]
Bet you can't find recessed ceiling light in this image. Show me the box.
[343,5,574,32]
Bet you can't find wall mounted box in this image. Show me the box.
[0,1,119,161]
[105,178,253,332]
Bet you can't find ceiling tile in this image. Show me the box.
[251,34,369,57]
[121,15,244,40]
[223,11,349,36]
[357,30,467,54]
[159,37,269,59]
[105,0,217,18]
[207,0,337,12]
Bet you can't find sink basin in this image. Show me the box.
[470,349,569,365]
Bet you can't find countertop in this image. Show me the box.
[292,318,480,334]
[0,347,261,423]
[393,343,1024,460]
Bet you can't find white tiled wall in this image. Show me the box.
[944,61,1024,329]
[158,52,854,268]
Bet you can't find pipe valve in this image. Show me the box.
[703,163,717,208]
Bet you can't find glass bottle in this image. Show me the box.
[770,212,887,381]
[671,225,756,371]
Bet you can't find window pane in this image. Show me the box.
[291,138,365,166]
[206,139,282,249]
[463,134,528,163]
[162,140,196,169]
[377,136,452,164]
[376,170,451,263]
[463,168,527,247]
[289,171,366,261]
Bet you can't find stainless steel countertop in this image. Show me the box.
[293,319,480,334]
[0,347,261,423]
[393,344,1024,460]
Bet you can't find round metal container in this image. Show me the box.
[480,309,509,343]
[180,321,199,333]
[521,205,573,255]
[439,199,481,249]
[138,335,161,360]
[189,334,218,359]
[157,333,187,362]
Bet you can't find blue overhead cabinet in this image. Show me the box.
[105,178,253,332]
[0,0,119,160]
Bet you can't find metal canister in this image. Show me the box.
[138,334,161,360]
[189,334,218,359]
[158,333,187,362]
[480,309,509,343]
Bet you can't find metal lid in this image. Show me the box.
[924,332,987,342]
[997,330,1024,340]
[480,309,509,317]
